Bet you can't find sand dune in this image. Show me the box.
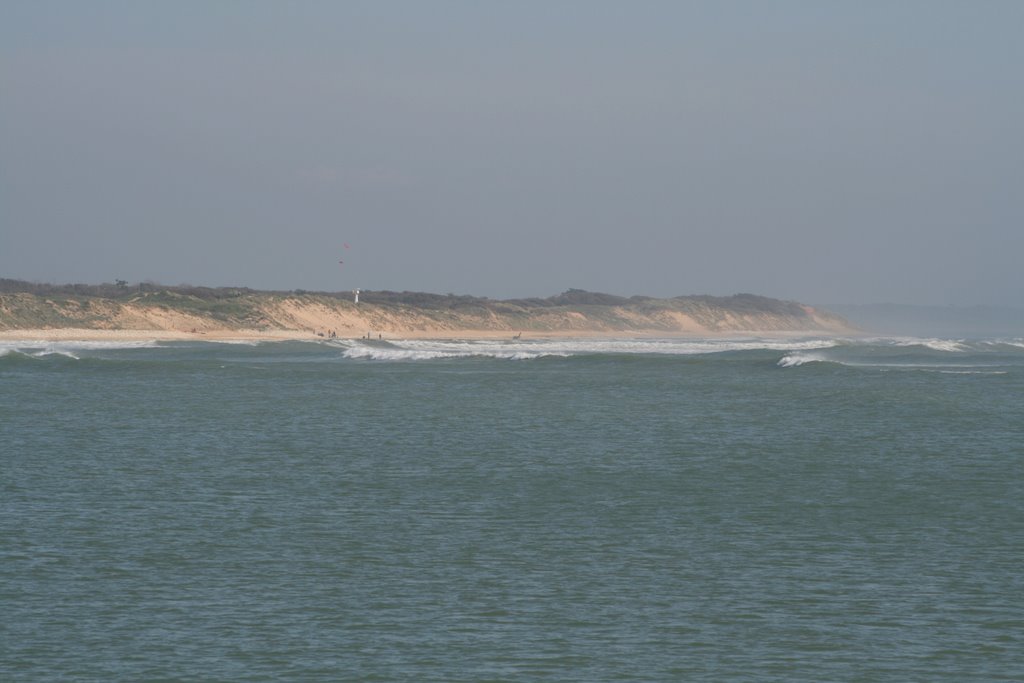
[0,287,855,341]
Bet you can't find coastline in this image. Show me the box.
[0,287,857,341]
[0,327,848,343]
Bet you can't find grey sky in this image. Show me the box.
[2,1,1022,306]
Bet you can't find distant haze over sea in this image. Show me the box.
[825,303,1024,338]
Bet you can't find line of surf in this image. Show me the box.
[0,339,165,360]
[777,336,1024,369]
[333,337,842,361]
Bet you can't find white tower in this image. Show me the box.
[353,288,360,304]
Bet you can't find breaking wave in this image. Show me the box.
[893,338,971,353]
[334,337,841,362]
[326,336,1024,367]
[776,352,836,368]
[776,336,1024,371]
[3,335,1021,371]
[0,339,164,361]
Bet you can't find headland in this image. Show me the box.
[0,280,854,342]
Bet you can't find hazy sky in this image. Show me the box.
[2,1,1022,305]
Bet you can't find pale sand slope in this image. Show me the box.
[0,327,846,343]
[0,296,856,342]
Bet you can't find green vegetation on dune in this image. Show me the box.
[0,279,849,333]
[131,290,267,324]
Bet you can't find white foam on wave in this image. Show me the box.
[923,339,970,352]
[338,337,841,361]
[970,339,1024,354]
[936,369,1009,375]
[893,338,970,352]
[198,339,262,346]
[17,339,160,351]
[0,339,163,359]
[32,349,81,360]
[875,364,1010,374]
[340,340,567,361]
[776,351,837,367]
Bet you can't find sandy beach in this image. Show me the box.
[0,328,305,343]
[0,326,840,344]
[0,287,856,342]
[0,326,621,343]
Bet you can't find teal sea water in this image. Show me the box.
[2,336,1023,681]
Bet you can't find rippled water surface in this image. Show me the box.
[3,337,1023,680]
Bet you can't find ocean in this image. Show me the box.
[2,336,1023,681]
